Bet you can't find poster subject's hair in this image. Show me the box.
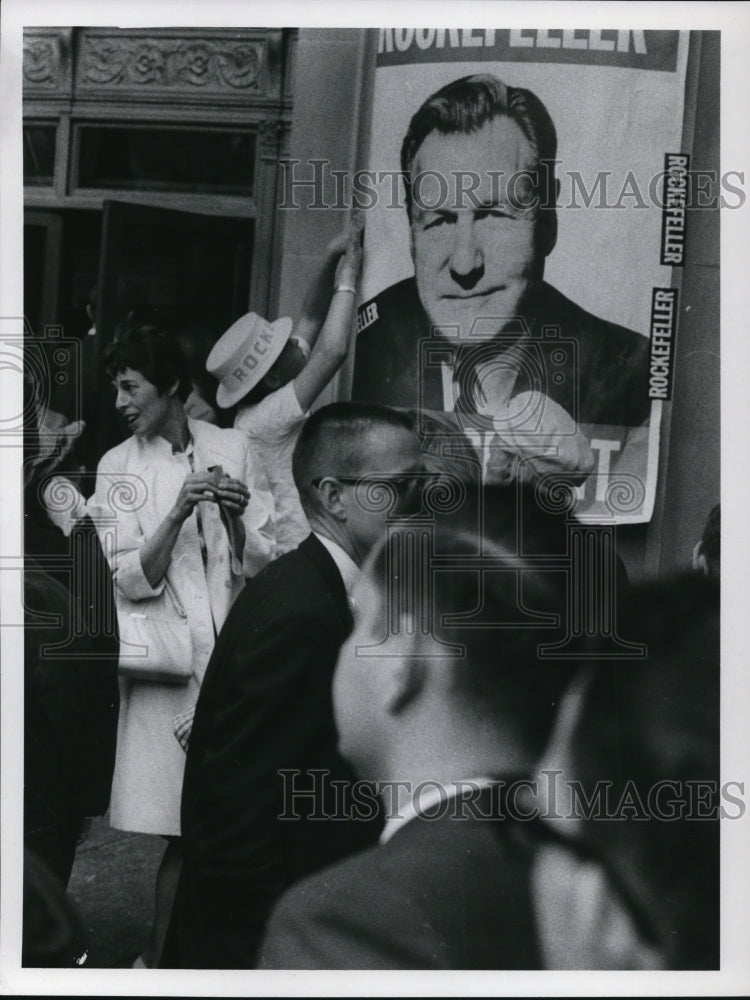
[400,73,558,217]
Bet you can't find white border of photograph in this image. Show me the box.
[1,1,748,996]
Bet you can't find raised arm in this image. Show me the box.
[292,214,364,413]
[292,232,351,351]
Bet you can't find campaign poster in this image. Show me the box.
[352,29,690,523]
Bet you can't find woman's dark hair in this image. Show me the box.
[104,325,192,402]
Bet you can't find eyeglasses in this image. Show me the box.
[311,473,424,494]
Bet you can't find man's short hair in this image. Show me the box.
[104,325,192,402]
[365,485,575,758]
[400,73,558,220]
[292,401,416,513]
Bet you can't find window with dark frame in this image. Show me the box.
[75,124,257,196]
[23,124,57,187]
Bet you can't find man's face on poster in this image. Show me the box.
[409,115,552,336]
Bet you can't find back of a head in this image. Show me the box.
[291,401,415,514]
[560,573,720,968]
[367,485,575,760]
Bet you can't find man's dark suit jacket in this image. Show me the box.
[352,277,650,428]
[258,785,541,970]
[163,534,381,968]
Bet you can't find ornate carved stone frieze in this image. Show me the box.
[23,31,70,93]
[256,118,286,154]
[78,35,265,96]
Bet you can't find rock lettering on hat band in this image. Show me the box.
[232,328,276,381]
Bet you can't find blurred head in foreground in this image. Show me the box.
[531,573,720,969]
[333,483,576,790]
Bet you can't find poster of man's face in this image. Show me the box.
[351,37,691,522]
[408,116,550,333]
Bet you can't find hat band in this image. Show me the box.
[212,325,278,383]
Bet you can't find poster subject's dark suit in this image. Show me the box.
[258,785,541,970]
[352,278,650,429]
[163,534,380,968]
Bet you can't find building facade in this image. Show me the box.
[22,26,718,577]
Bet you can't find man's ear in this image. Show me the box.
[387,659,426,715]
[692,541,709,576]
[167,377,180,398]
[385,618,427,714]
[314,477,346,520]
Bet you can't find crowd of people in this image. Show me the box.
[21,73,721,974]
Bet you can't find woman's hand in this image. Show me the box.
[212,474,250,516]
[172,471,250,522]
[171,471,225,523]
[138,471,250,589]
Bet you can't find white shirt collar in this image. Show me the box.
[379,776,497,845]
[312,531,360,598]
[134,429,193,457]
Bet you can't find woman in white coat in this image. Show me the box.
[91,324,273,965]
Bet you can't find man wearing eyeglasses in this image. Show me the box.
[163,401,424,968]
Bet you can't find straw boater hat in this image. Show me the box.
[206,312,294,408]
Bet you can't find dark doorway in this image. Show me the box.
[23,202,255,473]
[95,200,254,347]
